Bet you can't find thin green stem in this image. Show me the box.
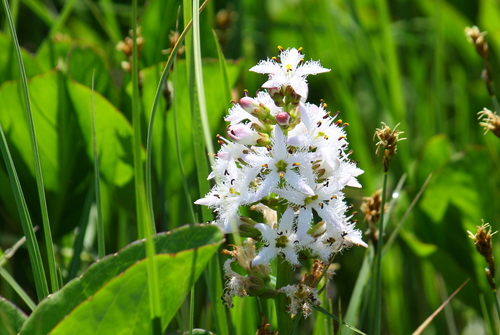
[91,72,105,259]
[130,1,161,332]
[374,172,389,334]
[493,289,500,329]
[2,0,58,294]
[275,259,292,335]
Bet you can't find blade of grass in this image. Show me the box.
[0,123,49,301]
[2,0,58,294]
[383,173,432,255]
[412,279,470,335]
[91,71,105,259]
[97,0,121,42]
[0,233,37,311]
[66,181,94,282]
[313,305,367,335]
[339,247,374,335]
[130,0,161,333]
[47,0,78,39]
[0,266,37,311]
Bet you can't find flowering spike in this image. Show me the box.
[196,48,366,314]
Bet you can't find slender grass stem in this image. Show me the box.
[374,172,389,334]
[1,0,58,295]
[91,72,105,259]
[131,1,161,332]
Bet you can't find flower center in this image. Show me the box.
[275,159,288,172]
[275,235,289,248]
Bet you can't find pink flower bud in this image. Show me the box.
[276,111,291,126]
[239,97,270,119]
[227,124,270,146]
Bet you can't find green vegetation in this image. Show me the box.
[0,0,499,334]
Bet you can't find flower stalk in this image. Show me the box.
[372,122,404,334]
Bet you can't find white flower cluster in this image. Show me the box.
[196,47,367,268]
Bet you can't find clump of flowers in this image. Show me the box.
[196,47,367,318]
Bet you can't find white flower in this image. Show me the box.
[278,284,321,317]
[250,48,330,98]
[195,157,259,233]
[243,126,316,202]
[252,207,313,267]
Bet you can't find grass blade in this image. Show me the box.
[0,123,49,301]
[0,234,37,311]
[91,72,105,259]
[2,0,58,294]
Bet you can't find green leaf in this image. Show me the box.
[0,297,27,335]
[0,70,135,236]
[20,224,224,335]
[399,229,437,258]
[0,32,41,83]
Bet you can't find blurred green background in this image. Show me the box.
[1,0,500,334]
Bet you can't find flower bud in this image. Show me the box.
[238,216,262,238]
[307,220,326,238]
[267,87,285,107]
[276,111,291,127]
[227,124,270,146]
[239,97,271,120]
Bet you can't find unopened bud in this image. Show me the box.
[228,124,270,146]
[308,221,326,238]
[267,87,285,107]
[240,97,271,120]
[238,217,262,238]
[276,111,291,127]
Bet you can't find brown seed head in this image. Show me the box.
[465,26,489,60]
[374,122,406,172]
[478,108,500,139]
[468,221,497,290]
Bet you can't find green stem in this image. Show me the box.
[493,289,500,330]
[374,172,389,334]
[275,258,292,335]
[130,1,161,332]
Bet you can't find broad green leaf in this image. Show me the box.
[66,78,135,189]
[0,70,135,237]
[399,229,437,258]
[20,224,223,335]
[0,297,27,335]
[66,45,116,104]
[0,32,41,83]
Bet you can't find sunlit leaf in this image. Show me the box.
[20,224,223,335]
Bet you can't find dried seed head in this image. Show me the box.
[468,221,497,290]
[478,108,500,139]
[360,189,384,247]
[465,26,489,60]
[374,122,406,172]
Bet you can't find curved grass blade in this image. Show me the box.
[1,0,57,294]
[0,123,48,301]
